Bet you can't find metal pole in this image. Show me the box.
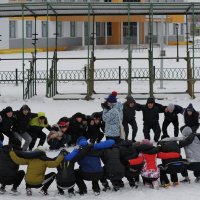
[127,3,132,95]
[176,23,179,62]
[46,3,49,97]
[159,15,164,89]
[22,4,25,99]
[34,16,37,95]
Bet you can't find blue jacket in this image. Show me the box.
[103,102,123,137]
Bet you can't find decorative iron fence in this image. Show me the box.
[0,67,200,84]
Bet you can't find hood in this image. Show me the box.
[181,126,192,137]
[38,112,45,118]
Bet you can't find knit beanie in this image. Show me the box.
[126,95,135,103]
[21,104,30,111]
[147,97,155,104]
[5,106,13,113]
[105,91,118,103]
[181,126,192,137]
[186,103,194,112]
[167,103,175,112]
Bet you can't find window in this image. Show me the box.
[107,22,112,36]
[96,22,105,37]
[57,21,62,37]
[26,21,32,38]
[42,21,48,37]
[9,21,16,38]
[84,22,89,37]
[181,23,184,35]
[70,22,76,37]
[123,22,137,36]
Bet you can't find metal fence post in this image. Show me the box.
[15,68,18,86]
[119,66,121,84]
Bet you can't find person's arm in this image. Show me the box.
[93,139,115,150]
[176,105,184,114]
[9,150,29,165]
[155,103,166,113]
[179,134,195,148]
[45,154,64,168]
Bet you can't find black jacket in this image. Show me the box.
[0,145,19,178]
[136,103,165,125]
[184,110,199,128]
[164,105,183,122]
[123,102,137,122]
[0,109,16,133]
[13,110,37,134]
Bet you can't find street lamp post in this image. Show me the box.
[175,23,179,62]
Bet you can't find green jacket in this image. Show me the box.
[10,150,64,185]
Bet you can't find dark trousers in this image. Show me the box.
[28,126,47,150]
[0,170,25,190]
[182,162,200,178]
[162,118,179,137]
[143,123,161,142]
[160,170,178,184]
[75,170,108,193]
[122,119,138,141]
[57,186,74,194]
[26,172,55,191]
[0,131,14,143]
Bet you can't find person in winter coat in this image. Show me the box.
[101,143,126,191]
[123,96,138,142]
[180,126,200,183]
[118,140,144,188]
[28,112,51,150]
[102,91,123,143]
[9,146,64,196]
[47,117,71,150]
[136,97,165,142]
[67,112,84,146]
[161,103,183,138]
[86,115,104,144]
[67,137,113,195]
[92,111,105,133]
[181,103,199,133]
[13,105,37,151]
[136,139,161,189]
[0,138,25,195]
[0,106,16,143]
[157,136,191,188]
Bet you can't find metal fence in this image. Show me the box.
[1,67,200,84]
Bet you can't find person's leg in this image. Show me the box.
[12,170,25,190]
[75,170,87,195]
[0,132,4,142]
[152,123,161,142]
[170,173,178,184]
[92,181,100,193]
[172,118,179,137]
[162,120,170,138]
[41,172,56,193]
[143,124,151,140]
[160,170,170,185]
[130,120,138,142]
[37,131,47,147]
[122,121,129,140]
[28,127,40,150]
[20,132,32,151]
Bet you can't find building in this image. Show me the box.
[0,0,194,51]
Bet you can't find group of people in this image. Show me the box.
[0,91,199,197]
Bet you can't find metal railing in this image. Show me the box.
[1,67,200,84]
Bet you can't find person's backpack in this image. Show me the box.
[56,160,76,188]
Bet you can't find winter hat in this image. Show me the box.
[147,97,155,104]
[181,126,192,137]
[76,136,88,147]
[51,124,60,132]
[38,112,46,119]
[186,103,194,112]
[21,104,30,111]
[167,103,175,112]
[93,112,102,119]
[5,106,13,113]
[9,137,21,149]
[141,139,153,146]
[0,141,3,148]
[57,117,69,127]
[105,91,118,103]
[126,95,135,103]
[73,112,83,119]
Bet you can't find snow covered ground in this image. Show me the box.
[0,46,200,199]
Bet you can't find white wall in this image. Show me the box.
[0,18,9,49]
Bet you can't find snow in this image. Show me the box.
[0,46,200,199]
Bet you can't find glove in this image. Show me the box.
[60,149,69,156]
[101,102,110,110]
